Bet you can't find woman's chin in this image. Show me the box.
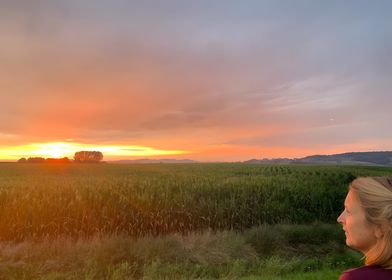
[345,236,353,247]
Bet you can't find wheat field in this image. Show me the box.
[0,163,391,279]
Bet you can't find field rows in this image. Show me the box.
[0,163,391,241]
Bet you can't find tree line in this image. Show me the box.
[17,151,104,163]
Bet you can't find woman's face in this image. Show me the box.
[337,190,379,254]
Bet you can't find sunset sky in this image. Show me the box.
[1,1,392,161]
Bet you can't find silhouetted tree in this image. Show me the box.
[26,157,46,163]
[45,157,71,163]
[17,157,27,163]
[74,151,103,163]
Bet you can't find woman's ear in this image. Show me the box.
[374,224,385,239]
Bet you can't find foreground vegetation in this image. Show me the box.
[0,223,361,279]
[0,163,391,279]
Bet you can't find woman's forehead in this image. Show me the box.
[346,190,359,205]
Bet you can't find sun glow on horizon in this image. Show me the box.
[0,142,189,160]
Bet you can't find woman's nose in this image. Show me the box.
[337,212,345,224]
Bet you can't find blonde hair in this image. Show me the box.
[349,176,392,269]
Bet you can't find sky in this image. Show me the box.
[1,0,392,161]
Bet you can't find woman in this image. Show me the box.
[337,176,392,279]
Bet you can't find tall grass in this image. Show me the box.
[0,163,391,241]
[0,223,361,279]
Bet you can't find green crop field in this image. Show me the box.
[0,163,391,279]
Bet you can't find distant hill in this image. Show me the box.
[244,151,392,166]
[108,152,392,165]
[245,158,292,164]
[109,159,197,164]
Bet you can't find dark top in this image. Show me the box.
[339,266,392,280]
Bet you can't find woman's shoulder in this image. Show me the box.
[339,266,392,280]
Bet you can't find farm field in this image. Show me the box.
[0,163,391,279]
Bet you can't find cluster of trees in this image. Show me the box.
[74,151,103,163]
[18,157,71,163]
[18,151,104,163]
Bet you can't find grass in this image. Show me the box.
[0,223,362,279]
[241,269,341,280]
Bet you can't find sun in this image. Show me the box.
[47,147,66,158]
[30,142,75,158]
